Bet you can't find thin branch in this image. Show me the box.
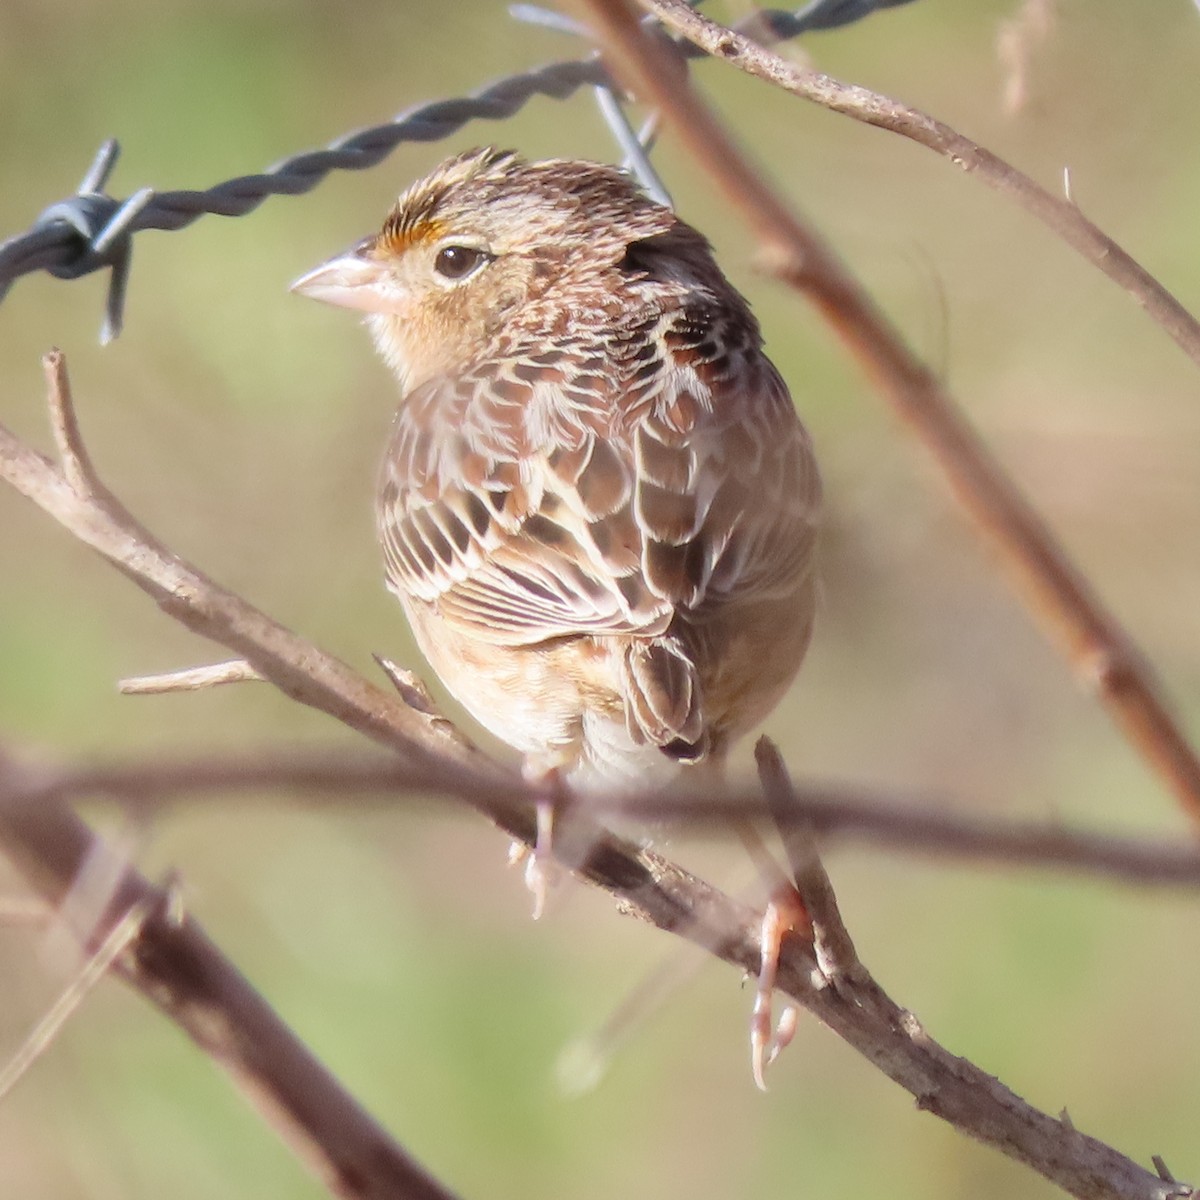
[0,356,502,798]
[43,349,105,502]
[6,789,1186,1200]
[637,0,1200,372]
[4,745,1200,889]
[579,0,1200,830]
[573,4,1197,1194]
[0,351,797,1195]
[0,789,461,1200]
[119,658,264,694]
[756,738,861,984]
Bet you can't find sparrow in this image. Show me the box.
[293,145,819,788]
[294,145,821,1085]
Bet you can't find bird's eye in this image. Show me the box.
[433,245,489,281]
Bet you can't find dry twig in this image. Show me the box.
[0,786,461,1200]
[118,658,264,694]
[639,0,1200,370]
[3,745,1199,889]
[570,2,1196,1193]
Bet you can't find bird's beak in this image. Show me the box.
[290,241,393,313]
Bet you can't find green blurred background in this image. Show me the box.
[2,1,1200,1196]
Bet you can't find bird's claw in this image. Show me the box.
[750,885,808,1090]
[510,792,562,920]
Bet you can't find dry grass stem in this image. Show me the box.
[0,898,149,1104]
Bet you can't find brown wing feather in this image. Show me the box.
[633,362,818,615]
[377,371,673,646]
[376,316,819,751]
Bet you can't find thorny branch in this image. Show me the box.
[0,339,1191,1197]
[580,0,1200,830]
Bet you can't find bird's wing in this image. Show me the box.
[377,367,673,646]
[377,350,819,656]
[630,357,820,616]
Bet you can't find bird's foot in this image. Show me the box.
[525,796,562,920]
[750,884,808,1091]
[511,764,566,919]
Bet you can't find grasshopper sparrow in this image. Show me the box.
[295,148,822,1080]
[294,147,820,796]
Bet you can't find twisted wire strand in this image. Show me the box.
[0,0,916,338]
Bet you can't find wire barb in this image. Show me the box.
[25,141,153,344]
[508,4,592,37]
[511,2,678,204]
[593,85,674,206]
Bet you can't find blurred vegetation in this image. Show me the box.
[2,2,1200,1198]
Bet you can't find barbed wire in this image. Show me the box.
[0,0,916,343]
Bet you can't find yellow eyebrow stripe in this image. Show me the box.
[380,216,446,254]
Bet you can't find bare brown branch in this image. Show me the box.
[750,740,1188,1200]
[0,787,461,1200]
[0,312,1191,1197]
[578,0,1200,830]
[638,0,1200,371]
[3,744,1199,889]
[569,3,1197,1194]
[0,357,500,796]
[43,349,106,502]
[3,11,1193,1200]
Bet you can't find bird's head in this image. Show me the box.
[291,147,680,392]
